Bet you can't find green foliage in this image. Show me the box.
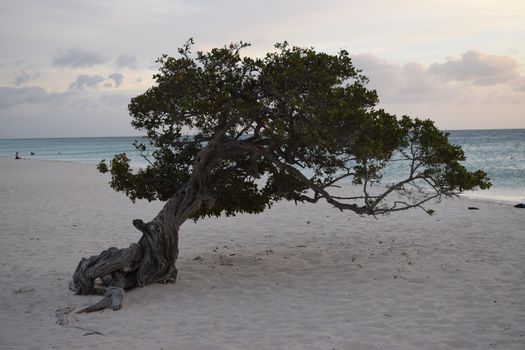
[97,160,108,173]
[100,39,490,219]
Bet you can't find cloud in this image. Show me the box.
[428,50,519,86]
[53,47,107,68]
[513,78,525,92]
[13,71,41,86]
[68,74,105,90]
[0,83,133,111]
[0,86,70,109]
[108,72,124,87]
[352,54,452,104]
[352,50,525,105]
[115,54,138,69]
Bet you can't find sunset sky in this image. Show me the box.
[1,0,524,138]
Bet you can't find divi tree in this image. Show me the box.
[70,40,490,312]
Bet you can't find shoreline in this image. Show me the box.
[459,192,524,205]
[2,155,522,206]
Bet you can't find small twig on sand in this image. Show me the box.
[13,286,35,294]
[398,275,424,283]
[70,326,106,336]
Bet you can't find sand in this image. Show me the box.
[0,156,524,349]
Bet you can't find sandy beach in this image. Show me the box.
[0,156,523,349]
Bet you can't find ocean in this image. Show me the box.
[1,129,524,202]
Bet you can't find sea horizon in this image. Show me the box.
[1,127,524,141]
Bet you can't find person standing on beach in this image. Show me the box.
[15,152,20,159]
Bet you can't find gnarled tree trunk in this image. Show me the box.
[70,180,209,312]
[70,133,241,312]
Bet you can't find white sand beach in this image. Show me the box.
[0,156,524,350]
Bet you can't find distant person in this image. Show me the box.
[30,152,35,156]
[15,152,20,159]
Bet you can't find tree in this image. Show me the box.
[69,40,490,312]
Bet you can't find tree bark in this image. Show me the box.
[70,132,235,312]
[70,184,205,312]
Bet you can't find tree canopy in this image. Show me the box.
[99,40,490,219]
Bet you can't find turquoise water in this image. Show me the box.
[447,129,524,202]
[0,136,147,167]
[0,129,523,202]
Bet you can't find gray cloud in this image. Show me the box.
[0,86,71,109]
[0,83,133,111]
[69,74,105,90]
[352,54,451,103]
[0,86,47,109]
[396,63,444,102]
[352,50,525,105]
[53,47,107,68]
[13,71,41,86]
[13,72,31,86]
[115,54,138,69]
[428,50,519,86]
[108,72,124,87]
[513,78,525,92]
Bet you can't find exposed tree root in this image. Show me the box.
[70,218,180,312]
[78,287,125,313]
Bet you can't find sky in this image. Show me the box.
[0,0,524,138]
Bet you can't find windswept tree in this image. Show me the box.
[70,40,490,312]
